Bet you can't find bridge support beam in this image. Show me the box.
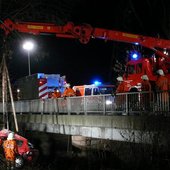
[10,114,170,145]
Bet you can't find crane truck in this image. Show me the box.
[1,18,170,92]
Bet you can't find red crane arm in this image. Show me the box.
[1,18,170,51]
[93,28,170,49]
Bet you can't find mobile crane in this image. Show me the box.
[1,18,170,91]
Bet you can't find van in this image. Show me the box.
[73,84,115,96]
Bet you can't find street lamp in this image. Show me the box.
[17,89,20,100]
[23,41,34,76]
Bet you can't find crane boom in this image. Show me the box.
[1,18,170,92]
[1,18,170,51]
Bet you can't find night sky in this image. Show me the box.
[1,0,170,86]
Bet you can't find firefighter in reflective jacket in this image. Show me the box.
[141,75,151,111]
[52,88,61,98]
[62,83,75,97]
[115,76,126,109]
[75,88,81,96]
[155,69,169,110]
[116,76,126,93]
[3,132,18,170]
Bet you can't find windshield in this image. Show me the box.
[127,63,143,75]
[99,87,114,94]
[127,65,135,74]
[85,86,115,95]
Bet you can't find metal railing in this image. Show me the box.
[0,91,169,116]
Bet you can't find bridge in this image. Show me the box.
[0,91,170,145]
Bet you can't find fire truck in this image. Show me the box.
[14,73,66,100]
[1,19,170,92]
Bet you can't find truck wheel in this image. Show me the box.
[15,156,24,169]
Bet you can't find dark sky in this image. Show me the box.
[1,0,170,85]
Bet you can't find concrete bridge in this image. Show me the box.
[0,93,170,145]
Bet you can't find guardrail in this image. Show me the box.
[0,91,169,115]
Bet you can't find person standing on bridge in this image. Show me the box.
[141,75,151,111]
[52,88,61,98]
[62,83,75,97]
[3,132,18,170]
[116,76,126,93]
[155,69,169,112]
[115,76,126,110]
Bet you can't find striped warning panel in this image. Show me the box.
[38,78,48,99]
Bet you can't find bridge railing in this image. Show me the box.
[0,91,169,115]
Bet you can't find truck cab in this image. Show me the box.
[123,57,158,91]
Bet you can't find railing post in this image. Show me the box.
[41,99,44,115]
[67,98,71,115]
[103,95,106,115]
[84,96,87,115]
[125,93,128,115]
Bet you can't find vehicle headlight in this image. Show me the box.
[106,100,112,105]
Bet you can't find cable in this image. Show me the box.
[2,1,31,20]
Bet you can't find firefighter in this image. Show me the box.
[155,69,169,111]
[52,88,61,98]
[116,76,126,93]
[3,132,18,170]
[62,83,75,97]
[115,76,126,110]
[75,88,81,96]
[141,75,151,111]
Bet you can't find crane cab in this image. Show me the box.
[123,58,157,91]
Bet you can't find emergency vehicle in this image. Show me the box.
[73,84,115,96]
[14,73,66,100]
[1,18,170,92]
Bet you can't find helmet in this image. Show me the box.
[64,83,70,88]
[141,75,149,80]
[116,76,123,82]
[157,69,164,76]
[7,132,14,140]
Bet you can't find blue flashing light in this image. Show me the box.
[37,73,45,79]
[94,80,102,86]
[130,51,141,60]
[135,42,139,45]
[132,53,138,59]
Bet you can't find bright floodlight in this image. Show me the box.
[23,41,35,76]
[23,41,34,51]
